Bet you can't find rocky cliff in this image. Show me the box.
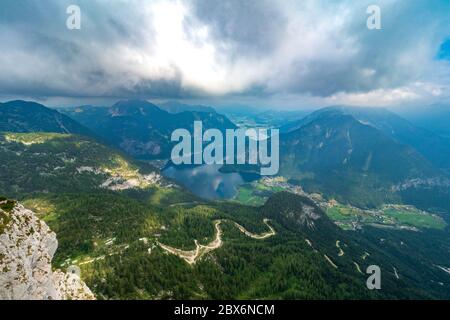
[0,199,95,300]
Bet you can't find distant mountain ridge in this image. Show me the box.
[158,101,216,114]
[279,107,449,210]
[62,100,236,160]
[0,100,93,137]
[395,104,450,138]
[282,106,450,169]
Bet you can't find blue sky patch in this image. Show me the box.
[437,39,450,60]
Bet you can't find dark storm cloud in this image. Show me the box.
[0,0,171,98]
[258,0,450,97]
[189,0,286,57]
[0,0,449,105]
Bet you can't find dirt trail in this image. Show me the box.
[158,241,200,265]
[168,201,201,208]
[362,252,370,260]
[78,245,129,266]
[353,261,363,273]
[304,239,319,253]
[233,219,276,239]
[324,254,338,269]
[336,240,345,257]
[393,267,400,279]
[158,219,275,265]
[436,265,450,275]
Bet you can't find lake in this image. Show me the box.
[162,164,258,200]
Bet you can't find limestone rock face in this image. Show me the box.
[0,202,95,300]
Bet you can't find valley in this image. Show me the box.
[233,177,446,231]
[1,100,450,300]
[2,0,450,304]
[326,203,446,231]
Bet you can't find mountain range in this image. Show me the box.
[158,101,216,114]
[282,106,450,168]
[395,104,450,138]
[0,100,93,137]
[1,99,450,299]
[2,100,450,211]
[279,106,450,211]
[61,100,236,159]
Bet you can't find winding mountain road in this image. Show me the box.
[158,219,275,265]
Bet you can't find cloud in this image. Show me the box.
[0,0,449,107]
[189,0,286,57]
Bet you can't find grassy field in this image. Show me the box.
[4,132,71,145]
[233,180,285,207]
[382,206,446,230]
[234,178,447,231]
[233,184,267,206]
[326,203,446,230]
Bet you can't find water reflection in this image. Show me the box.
[162,164,256,200]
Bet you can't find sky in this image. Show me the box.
[0,0,450,109]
